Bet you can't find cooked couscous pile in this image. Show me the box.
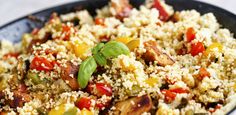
[0,0,236,115]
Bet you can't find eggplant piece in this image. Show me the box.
[114,94,152,115]
[17,59,30,80]
[142,41,174,66]
[60,61,80,90]
[176,98,188,109]
[0,91,5,108]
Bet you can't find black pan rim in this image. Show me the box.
[0,0,236,30]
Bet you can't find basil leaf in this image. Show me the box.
[93,53,107,66]
[101,41,130,59]
[92,43,105,55]
[78,57,97,88]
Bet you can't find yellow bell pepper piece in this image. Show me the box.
[205,42,223,55]
[145,77,158,87]
[234,83,236,92]
[127,39,140,51]
[48,104,66,115]
[65,41,74,52]
[73,42,90,59]
[119,60,136,72]
[115,37,134,44]
[81,109,93,115]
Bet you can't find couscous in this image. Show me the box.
[0,0,236,114]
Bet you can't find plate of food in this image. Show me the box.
[0,0,236,114]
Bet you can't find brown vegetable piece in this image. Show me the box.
[114,94,153,115]
[110,0,132,20]
[142,41,174,66]
[177,44,188,55]
[9,84,31,108]
[0,92,4,99]
[60,61,80,90]
[170,12,180,22]
[0,112,8,115]
[17,59,30,80]
[9,91,31,108]
[27,32,51,53]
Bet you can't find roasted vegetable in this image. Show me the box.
[95,18,105,26]
[205,42,223,56]
[190,42,205,56]
[153,0,170,21]
[142,41,174,66]
[2,52,19,60]
[176,98,188,109]
[0,76,8,90]
[9,84,31,108]
[186,27,196,42]
[30,56,54,71]
[127,39,140,51]
[87,83,112,97]
[27,33,51,53]
[73,42,90,59]
[115,36,134,44]
[61,61,80,90]
[197,67,210,81]
[110,0,132,20]
[75,97,92,110]
[113,94,152,115]
[161,88,188,103]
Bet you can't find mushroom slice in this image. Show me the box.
[142,41,174,66]
[114,94,153,115]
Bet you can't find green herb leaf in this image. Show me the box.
[101,41,130,59]
[77,57,97,88]
[93,53,107,66]
[92,43,105,55]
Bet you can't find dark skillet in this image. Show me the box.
[0,0,235,114]
[0,0,236,43]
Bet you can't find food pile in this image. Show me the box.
[0,0,236,114]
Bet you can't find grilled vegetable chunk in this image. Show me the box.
[61,61,80,90]
[17,58,30,80]
[114,94,152,115]
[142,41,174,66]
[9,84,31,108]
